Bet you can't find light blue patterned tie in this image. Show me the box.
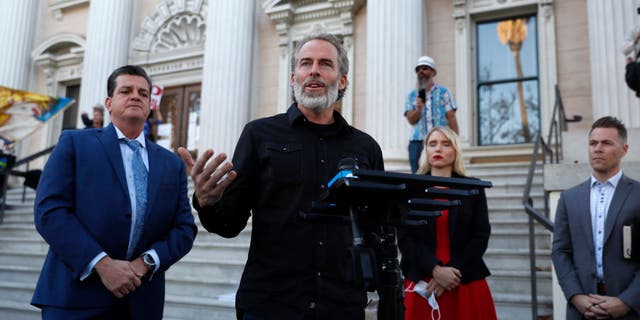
[124,139,148,259]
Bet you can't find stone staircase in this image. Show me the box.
[0,161,550,320]
[0,186,246,320]
[466,162,552,319]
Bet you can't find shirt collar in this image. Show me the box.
[286,103,350,133]
[114,125,146,149]
[591,170,623,188]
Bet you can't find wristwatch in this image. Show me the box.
[141,253,156,273]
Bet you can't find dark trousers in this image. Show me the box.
[41,299,131,320]
[408,140,423,174]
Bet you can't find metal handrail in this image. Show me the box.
[0,145,56,223]
[522,84,581,319]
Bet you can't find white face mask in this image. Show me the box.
[404,280,441,320]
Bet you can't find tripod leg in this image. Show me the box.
[376,228,404,320]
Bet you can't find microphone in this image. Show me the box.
[339,157,358,171]
[333,158,364,245]
[327,158,359,189]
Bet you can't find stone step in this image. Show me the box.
[485,181,544,196]
[0,280,35,304]
[487,270,552,296]
[488,205,546,221]
[493,292,553,320]
[165,275,239,299]
[167,257,245,280]
[0,299,40,320]
[2,201,35,209]
[465,162,543,176]
[163,294,236,319]
[484,248,552,271]
[0,265,40,284]
[195,226,252,245]
[186,242,249,261]
[1,210,35,224]
[0,250,47,268]
[0,225,40,238]
[0,237,48,253]
[489,228,551,250]
[485,191,544,207]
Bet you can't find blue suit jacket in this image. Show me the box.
[31,124,196,319]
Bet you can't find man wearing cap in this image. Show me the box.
[404,55,459,173]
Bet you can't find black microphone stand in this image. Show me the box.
[304,167,491,320]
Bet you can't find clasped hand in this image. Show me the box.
[177,148,237,207]
[94,256,148,298]
[571,293,630,319]
[428,265,461,297]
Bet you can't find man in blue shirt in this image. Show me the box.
[404,56,458,173]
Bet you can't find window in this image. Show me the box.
[476,15,540,145]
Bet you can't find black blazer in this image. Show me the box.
[398,173,492,284]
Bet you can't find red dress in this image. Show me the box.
[403,209,497,320]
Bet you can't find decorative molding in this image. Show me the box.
[151,14,206,53]
[465,0,541,15]
[32,32,85,60]
[540,0,554,20]
[143,55,204,77]
[133,0,208,54]
[32,33,85,93]
[264,0,364,42]
[48,0,88,20]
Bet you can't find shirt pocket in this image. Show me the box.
[263,142,304,184]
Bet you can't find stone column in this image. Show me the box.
[588,0,640,127]
[0,0,38,89]
[537,0,558,137]
[200,1,256,156]
[78,0,133,127]
[453,1,472,147]
[366,0,423,170]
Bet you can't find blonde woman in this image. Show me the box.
[398,126,496,320]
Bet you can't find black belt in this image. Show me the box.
[597,282,607,295]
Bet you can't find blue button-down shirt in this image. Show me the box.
[590,170,622,281]
[404,84,457,141]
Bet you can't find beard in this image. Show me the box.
[417,74,431,88]
[292,76,339,113]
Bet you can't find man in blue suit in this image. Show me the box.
[32,65,197,319]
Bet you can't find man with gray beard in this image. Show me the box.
[178,33,384,320]
[404,56,458,173]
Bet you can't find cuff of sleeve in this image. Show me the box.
[80,252,107,281]
[143,249,160,280]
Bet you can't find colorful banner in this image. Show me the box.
[150,84,164,110]
[0,86,74,149]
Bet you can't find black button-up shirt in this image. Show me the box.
[194,104,384,319]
